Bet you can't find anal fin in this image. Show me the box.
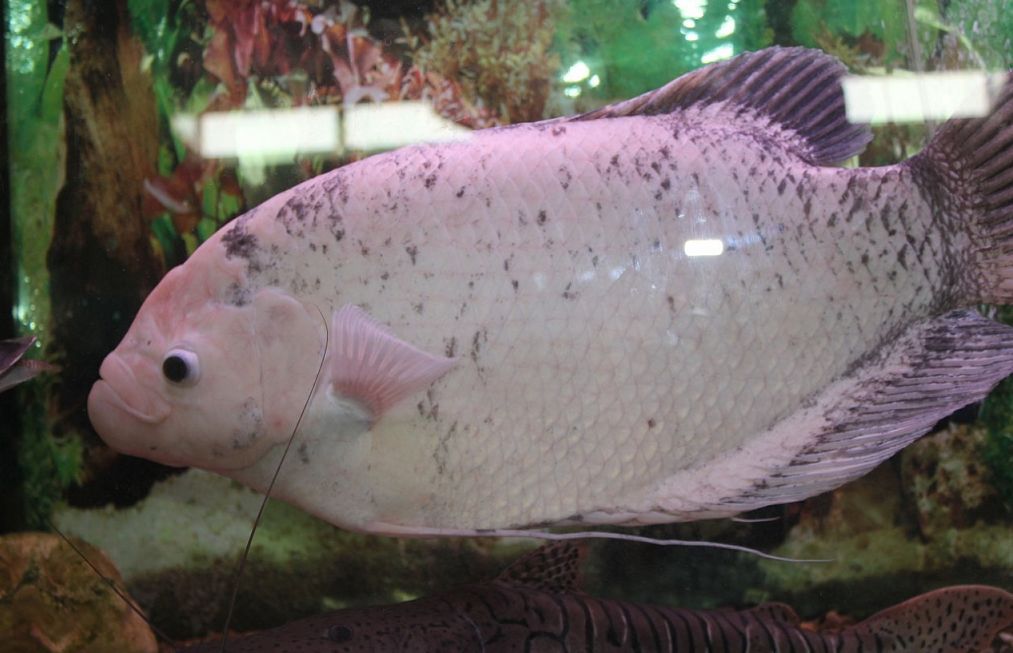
[653,310,1013,517]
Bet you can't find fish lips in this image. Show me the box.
[88,354,171,446]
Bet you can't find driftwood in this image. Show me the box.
[49,0,166,499]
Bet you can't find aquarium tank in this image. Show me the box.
[2,0,1012,650]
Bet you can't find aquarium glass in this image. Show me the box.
[3,0,1012,649]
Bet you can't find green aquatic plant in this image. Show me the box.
[979,306,1013,511]
[408,0,563,124]
[553,0,771,107]
[937,0,1013,69]
[790,0,910,67]
[6,0,85,528]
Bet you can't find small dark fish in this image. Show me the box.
[0,336,57,393]
[178,543,1013,652]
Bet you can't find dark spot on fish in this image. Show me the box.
[777,178,787,195]
[406,245,418,265]
[562,282,577,300]
[471,332,481,361]
[537,210,548,225]
[225,282,251,306]
[297,442,310,465]
[660,178,671,191]
[327,625,353,643]
[434,421,457,475]
[222,219,258,261]
[333,227,345,242]
[413,302,424,314]
[380,271,389,281]
[445,337,457,358]
[667,295,675,312]
[558,165,572,190]
[551,125,566,136]
[609,154,620,169]
[424,174,437,190]
[775,273,784,288]
[322,172,351,204]
[511,279,519,290]
[647,418,656,428]
[456,187,465,198]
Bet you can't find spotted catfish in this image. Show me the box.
[178,543,1013,652]
[89,47,1013,535]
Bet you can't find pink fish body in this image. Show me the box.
[89,47,1013,535]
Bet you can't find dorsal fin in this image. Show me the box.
[572,46,872,165]
[741,602,801,626]
[495,542,587,593]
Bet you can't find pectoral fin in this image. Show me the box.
[327,305,457,420]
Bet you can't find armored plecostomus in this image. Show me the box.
[176,542,1013,652]
[89,47,1013,536]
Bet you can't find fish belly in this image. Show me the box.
[249,114,958,531]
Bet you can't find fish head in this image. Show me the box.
[88,254,325,472]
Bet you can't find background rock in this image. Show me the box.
[0,532,157,653]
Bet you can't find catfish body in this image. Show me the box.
[89,47,1013,534]
[178,543,1013,653]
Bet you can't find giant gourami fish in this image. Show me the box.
[179,543,1013,652]
[89,47,1013,535]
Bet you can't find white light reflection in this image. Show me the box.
[562,61,591,83]
[198,106,340,158]
[684,239,724,257]
[716,16,736,38]
[177,102,474,158]
[701,43,735,64]
[344,102,470,150]
[842,71,1001,123]
[674,0,706,19]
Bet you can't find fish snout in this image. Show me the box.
[89,354,171,430]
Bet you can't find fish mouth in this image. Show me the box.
[89,354,171,426]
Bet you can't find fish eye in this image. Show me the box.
[162,349,200,386]
[327,625,353,643]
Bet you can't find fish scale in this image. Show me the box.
[266,116,934,527]
[89,47,1013,536]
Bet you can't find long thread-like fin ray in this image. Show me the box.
[366,523,831,564]
[218,304,330,652]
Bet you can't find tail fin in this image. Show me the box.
[845,585,1013,652]
[910,72,1013,303]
